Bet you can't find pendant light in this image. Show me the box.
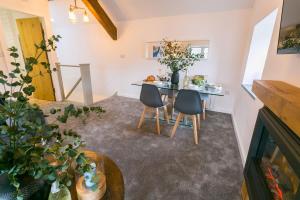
[68,0,89,23]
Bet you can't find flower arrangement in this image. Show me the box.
[0,35,104,199]
[158,39,203,73]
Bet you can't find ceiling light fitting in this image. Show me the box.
[69,0,89,23]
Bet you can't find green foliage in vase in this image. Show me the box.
[158,39,203,73]
[0,35,105,199]
[280,26,300,50]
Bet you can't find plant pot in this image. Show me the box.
[0,174,49,200]
[48,185,72,200]
[171,71,179,85]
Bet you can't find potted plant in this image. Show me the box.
[0,35,105,200]
[158,39,202,85]
[75,151,107,200]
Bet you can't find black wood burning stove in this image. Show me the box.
[244,107,300,200]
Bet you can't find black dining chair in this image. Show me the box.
[138,84,169,135]
[170,89,203,144]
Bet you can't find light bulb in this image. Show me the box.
[83,11,89,22]
[69,7,77,23]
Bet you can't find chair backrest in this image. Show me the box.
[140,84,164,108]
[174,89,202,115]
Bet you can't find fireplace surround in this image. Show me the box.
[244,106,300,199]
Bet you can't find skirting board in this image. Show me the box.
[232,114,247,165]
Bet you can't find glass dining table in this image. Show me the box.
[132,80,225,126]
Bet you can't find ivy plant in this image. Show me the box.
[0,35,105,199]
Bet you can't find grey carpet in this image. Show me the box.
[43,95,243,200]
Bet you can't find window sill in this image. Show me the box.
[241,84,256,100]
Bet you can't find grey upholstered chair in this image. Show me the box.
[138,84,169,134]
[170,89,203,144]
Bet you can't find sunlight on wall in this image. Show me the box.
[242,9,278,85]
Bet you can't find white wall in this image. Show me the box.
[0,0,62,100]
[49,0,251,112]
[233,0,300,164]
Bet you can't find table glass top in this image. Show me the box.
[132,81,224,96]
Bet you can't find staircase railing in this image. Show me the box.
[55,63,93,105]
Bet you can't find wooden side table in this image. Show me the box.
[70,152,124,200]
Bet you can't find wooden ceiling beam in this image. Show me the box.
[82,0,117,40]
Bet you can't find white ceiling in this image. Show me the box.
[99,0,254,21]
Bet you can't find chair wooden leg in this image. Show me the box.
[192,115,199,144]
[163,95,167,102]
[156,108,160,135]
[170,113,183,138]
[202,100,206,120]
[163,105,169,124]
[197,114,201,131]
[138,106,147,129]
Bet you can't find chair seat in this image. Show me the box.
[175,107,202,115]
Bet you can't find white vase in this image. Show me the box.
[183,70,190,87]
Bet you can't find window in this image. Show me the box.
[242,9,278,86]
[191,46,209,59]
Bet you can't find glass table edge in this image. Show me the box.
[131,82,225,96]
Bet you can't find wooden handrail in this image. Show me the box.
[59,64,80,68]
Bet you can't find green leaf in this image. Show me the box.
[23,85,35,96]
[57,115,67,123]
[10,81,21,87]
[0,70,7,78]
[21,74,32,83]
[8,73,16,78]
[83,106,89,113]
[10,52,19,58]
[68,149,77,158]
[40,62,50,69]
[76,153,86,165]
[34,170,43,179]
[50,108,57,114]
[8,46,18,52]
[17,96,28,102]
[47,172,57,181]
[25,64,33,72]
[0,78,6,84]
[11,62,21,67]
[12,92,23,98]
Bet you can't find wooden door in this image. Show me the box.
[16,17,55,101]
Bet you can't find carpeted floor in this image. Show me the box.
[43,95,243,200]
